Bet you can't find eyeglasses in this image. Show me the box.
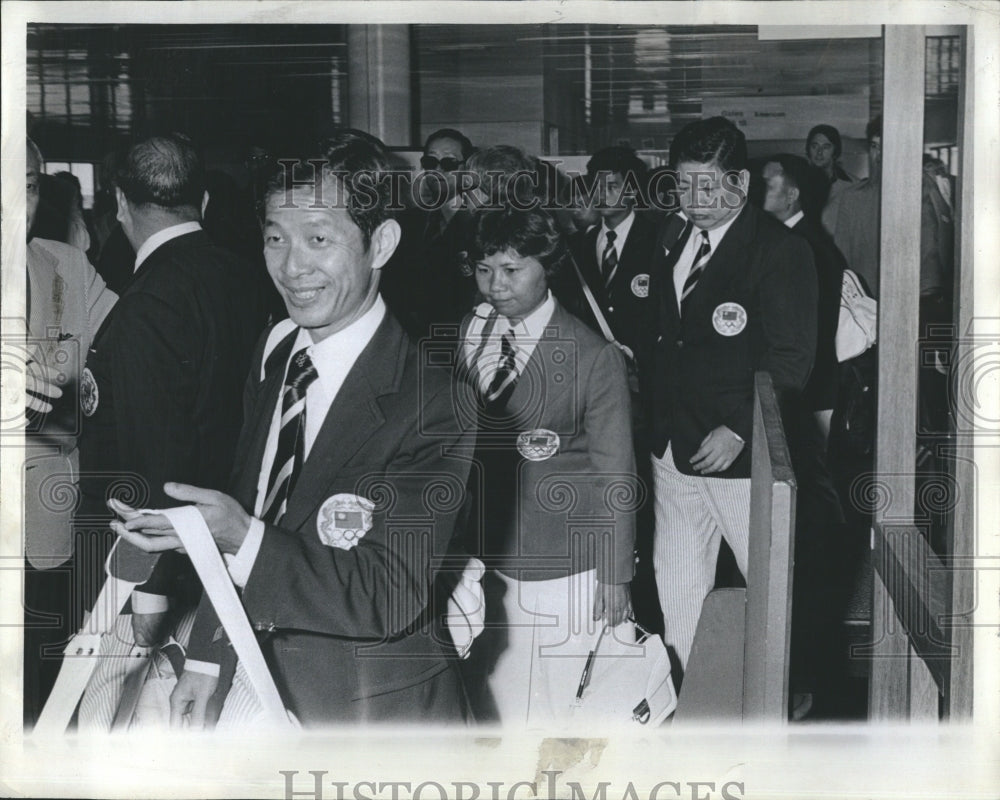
[420,155,464,172]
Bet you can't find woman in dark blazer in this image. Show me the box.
[457,207,637,726]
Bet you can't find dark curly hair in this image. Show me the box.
[474,207,567,281]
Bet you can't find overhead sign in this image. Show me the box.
[702,94,871,140]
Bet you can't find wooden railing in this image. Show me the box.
[674,371,797,722]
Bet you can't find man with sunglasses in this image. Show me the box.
[382,129,478,338]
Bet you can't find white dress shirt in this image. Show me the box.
[185,297,387,677]
[594,210,636,270]
[462,291,556,395]
[234,295,388,578]
[672,209,741,313]
[133,221,202,271]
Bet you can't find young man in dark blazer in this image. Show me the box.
[571,146,660,360]
[638,117,817,672]
[117,133,473,727]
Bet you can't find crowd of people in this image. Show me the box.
[21,110,953,730]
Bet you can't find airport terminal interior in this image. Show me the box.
[22,22,975,729]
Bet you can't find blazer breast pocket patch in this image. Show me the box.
[630,273,650,298]
[317,494,375,550]
[712,303,747,337]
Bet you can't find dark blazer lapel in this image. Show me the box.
[231,331,297,509]
[506,301,574,423]
[280,314,405,531]
[579,226,604,291]
[682,205,753,324]
[655,214,692,331]
[619,214,652,269]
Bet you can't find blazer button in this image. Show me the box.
[657,335,663,343]
[676,340,684,348]
[608,306,614,313]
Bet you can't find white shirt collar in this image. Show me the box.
[292,295,387,397]
[495,290,555,341]
[463,291,556,391]
[599,210,636,250]
[699,207,741,250]
[133,221,202,271]
[783,210,805,229]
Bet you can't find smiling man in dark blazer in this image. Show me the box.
[638,117,817,672]
[118,132,473,727]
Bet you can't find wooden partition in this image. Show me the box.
[674,372,797,722]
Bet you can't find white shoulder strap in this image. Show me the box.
[569,256,617,345]
[260,319,298,381]
[159,505,294,728]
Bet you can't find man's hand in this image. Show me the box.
[593,581,632,627]
[110,482,252,555]
[131,611,170,647]
[690,425,745,474]
[170,670,220,730]
[25,361,64,415]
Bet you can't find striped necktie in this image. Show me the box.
[260,348,319,524]
[601,229,619,288]
[680,229,711,313]
[484,330,517,408]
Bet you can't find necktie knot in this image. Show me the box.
[605,229,617,245]
[286,349,318,402]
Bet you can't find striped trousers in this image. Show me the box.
[651,445,750,671]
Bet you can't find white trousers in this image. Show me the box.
[466,569,607,727]
[651,445,750,670]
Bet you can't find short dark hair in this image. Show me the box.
[117,134,205,210]
[762,153,824,217]
[264,129,395,250]
[424,128,474,160]
[866,115,883,143]
[474,207,567,281]
[669,116,748,172]
[806,124,843,160]
[586,146,648,182]
[763,153,811,194]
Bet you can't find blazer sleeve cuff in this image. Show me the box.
[226,517,266,589]
[183,659,221,678]
[130,590,170,614]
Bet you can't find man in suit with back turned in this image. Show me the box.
[639,117,817,673]
[76,133,267,665]
[116,132,473,727]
